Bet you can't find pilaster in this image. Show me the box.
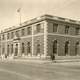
[32,25,34,56]
[43,21,48,58]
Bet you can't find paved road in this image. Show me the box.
[0,61,80,80]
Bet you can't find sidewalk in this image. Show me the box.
[0,58,80,64]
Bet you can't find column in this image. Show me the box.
[18,43,21,56]
[32,25,34,56]
[43,21,48,57]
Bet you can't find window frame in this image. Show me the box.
[36,24,41,33]
[7,33,10,39]
[65,41,69,55]
[27,27,31,35]
[65,25,69,34]
[22,43,25,53]
[11,32,14,39]
[75,42,79,55]
[53,23,58,32]
[21,28,25,36]
[53,40,57,54]
[75,27,80,35]
[27,42,31,54]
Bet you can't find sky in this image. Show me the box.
[0,0,80,30]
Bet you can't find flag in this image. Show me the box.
[17,8,22,25]
[17,8,21,12]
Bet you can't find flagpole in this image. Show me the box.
[17,8,22,26]
[19,10,21,26]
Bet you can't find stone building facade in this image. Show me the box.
[0,14,80,59]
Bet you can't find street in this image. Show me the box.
[0,60,80,80]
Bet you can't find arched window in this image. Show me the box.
[2,47,5,54]
[7,45,9,56]
[53,40,57,54]
[65,41,69,55]
[36,44,40,55]
[27,42,31,54]
[22,43,25,53]
[15,44,18,56]
[7,33,10,39]
[75,42,79,55]
[11,44,13,54]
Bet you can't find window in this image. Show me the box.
[36,24,41,33]
[11,32,14,39]
[65,25,69,34]
[53,23,58,32]
[14,44,18,56]
[27,27,31,35]
[7,33,10,39]
[2,34,5,40]
[21,29,25,36]
[11,44,13,54]
[75,27,80,35]
[7,45,9,56]
[36,44,40,55]
[75,42,79,55]
[22,43,25,53]
[53,40,57,54]
[27,42,31,54]
[15,30,19,37]
[65,41,69,55]
[2,47,5,54]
